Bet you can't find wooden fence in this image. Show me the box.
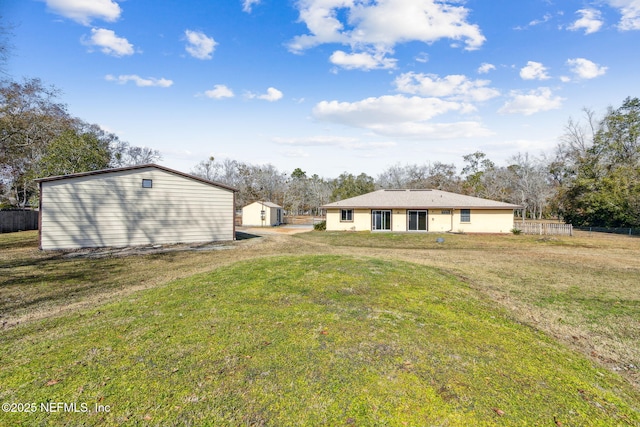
[0,210,39,233]
[513,222,573,236]
[283,215,325,225]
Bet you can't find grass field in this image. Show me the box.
[0,230,639,425]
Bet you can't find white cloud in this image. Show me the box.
[314,95,466,126]
[83,28,134,57]
[520,61,550,80]
[273,135,396,150]
[394,72,500,102]
[367,121,493,139]
[566,58,608,79]
[280,148,311,158]
[499,87,564,116]
[44,0,121,25]
[185,30,217,60]
[329,50,397,70]
[204,84,234,99]
[273,136,359,147]
[528,13,552,27]
[478,63,496,74]
[606,0,640,30]
[513,13,553,30]
[288,0,485,64]
[105,74,173,87]
[312,94,491,139]
[415,52,429,63]
[242,0,261,13]
[568,9,604,34]
[247,87,284,101]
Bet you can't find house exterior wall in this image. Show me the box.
[429,209,454,232]
[326,208,370,231]
[392,209,407,232]
[242,202,281,226]
[326,208,514,233]
[40,167,235,250]
[452,209,514,234]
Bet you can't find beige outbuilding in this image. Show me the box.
[242,201,283,227]
[322,189,520,234]
[36,164,237,250]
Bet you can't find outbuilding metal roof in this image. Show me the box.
[322,189,521,210]
[34,164,238,192]
[248,201,282,208]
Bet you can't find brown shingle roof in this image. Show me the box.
[322,189,520,209]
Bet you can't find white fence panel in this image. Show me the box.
[513,222,573,236]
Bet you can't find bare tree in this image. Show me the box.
[0,18,14,76]
[377,162,459,190]
[110,140,162,167]
[509,153,552,220]
[426,162,460,192]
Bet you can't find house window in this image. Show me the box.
[372,210,391,231]
[340,209,353,222]
[408,210,428,231]
[441,210,451,215]
[461,209,471,222]
[142,179,153,188]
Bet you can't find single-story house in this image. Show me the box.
[321,189,520,234]
[36,164,237,250]
[242,201,283,226]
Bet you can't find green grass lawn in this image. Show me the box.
[297,230,640,389]
[1,255,638,426]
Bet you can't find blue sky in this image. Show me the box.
[3,0,640,177]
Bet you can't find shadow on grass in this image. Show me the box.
[0,256,129,315]
[0,231,39,251]
[235,231,262,240]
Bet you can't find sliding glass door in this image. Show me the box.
[408,210,428,231]
[372,210,391,231]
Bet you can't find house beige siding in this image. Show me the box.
[40,167,235,250]
[326,209,371,231]
[242,202,282,226]
[453,209,514,234]
[326,208,514,233]
[429,209,454,232]
[392,210,407,232]
[322,190,519,234]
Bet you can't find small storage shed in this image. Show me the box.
[36,164,237,250]
[242,201,283,227]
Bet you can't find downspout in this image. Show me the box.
[450,208,454,232]
[38,181,43,250]
[233,191,237,240]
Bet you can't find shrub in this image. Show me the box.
[314,220,326,231]
[511,227,522,235]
